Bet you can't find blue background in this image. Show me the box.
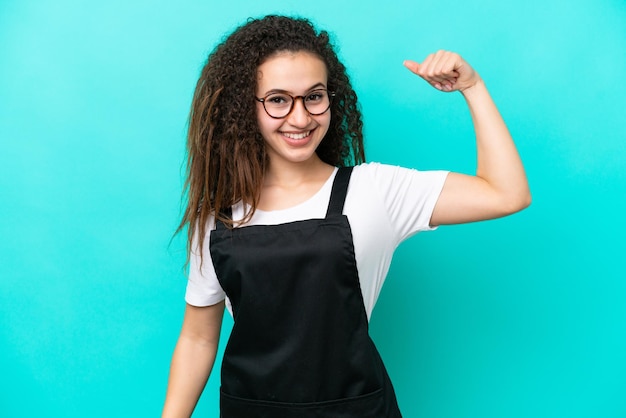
[1,0,625,417]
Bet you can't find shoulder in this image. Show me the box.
[351,162,421,180]
[350,162,448,189]
[348,162,389,186]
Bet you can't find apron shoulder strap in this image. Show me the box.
[326,166,354,217]
[215,206,233,231]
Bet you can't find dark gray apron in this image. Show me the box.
[210,167,402,417]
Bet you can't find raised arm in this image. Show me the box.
[403,50,531,226]
[162,301,225,418]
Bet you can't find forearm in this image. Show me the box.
[162,302,224,418]
[462,80,531,211]
[162,335,219,418]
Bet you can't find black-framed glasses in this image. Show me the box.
[255,89,335,119]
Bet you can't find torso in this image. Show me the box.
[185,163,449,319]
[210,167,402,417]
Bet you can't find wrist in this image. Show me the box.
[460,78,487,99]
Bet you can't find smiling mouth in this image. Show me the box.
[281,130,312,140]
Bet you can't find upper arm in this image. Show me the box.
[179,301,225,346]
[430,172,531,226]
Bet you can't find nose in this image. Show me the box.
[286,97,311,127]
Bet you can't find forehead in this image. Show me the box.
[256,51,328,94]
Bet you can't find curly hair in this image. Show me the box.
[178,15,365,265]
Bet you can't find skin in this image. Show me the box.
[161,301,224,418]
[255,51,335,211]
[162,49,530,418]
[403,50,531,224]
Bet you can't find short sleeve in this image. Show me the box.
[184,220,227,307]
[362,163,449,243]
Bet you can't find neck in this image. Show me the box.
[257,156,336,211]
[264,155,333,188]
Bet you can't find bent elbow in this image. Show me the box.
[522,191,532,210]
[502,189,532,216]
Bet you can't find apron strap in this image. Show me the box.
[326,166,354,217]
[215,206,233,231]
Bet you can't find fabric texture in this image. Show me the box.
[185,162,448,319]
[210,167,402,417]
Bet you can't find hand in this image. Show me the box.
[403,50,481,93]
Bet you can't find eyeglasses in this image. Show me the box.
[255,89,335,119]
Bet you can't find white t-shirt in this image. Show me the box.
[185,162,449,320]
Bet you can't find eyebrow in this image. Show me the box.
[261,82,327,97]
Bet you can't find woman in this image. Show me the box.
[162,15,530,418]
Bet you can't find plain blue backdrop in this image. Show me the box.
[1,0,625,417]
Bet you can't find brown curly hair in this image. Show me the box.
[178,15,365,265]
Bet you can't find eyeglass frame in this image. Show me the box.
[255,89,336,119]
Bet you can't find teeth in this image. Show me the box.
[283,131,310,140]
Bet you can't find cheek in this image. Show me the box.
[317,113,331,134]
[256,110,282,138]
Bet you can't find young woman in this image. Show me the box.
[162,15,530,418]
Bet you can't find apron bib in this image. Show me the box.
[210,167,402,417]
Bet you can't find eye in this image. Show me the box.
[306,91,325,102]
[266,94,290,105]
